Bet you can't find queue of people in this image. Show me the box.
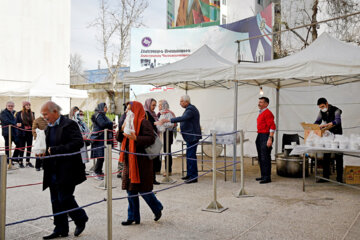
[0,101,36,167]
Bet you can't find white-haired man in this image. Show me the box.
[161,95,201,183]
[41,101,88,239]
[0,101,17,162]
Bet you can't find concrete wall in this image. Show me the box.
[0,0,70,85]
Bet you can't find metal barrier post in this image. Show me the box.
[1,155,7,239]
[202,131,228,213]
[106,144,113,240]
[162,129,176,184]
[235,130,253,198]
[7,126,17,170]
[98,129,108,189]
[98,129,116,190]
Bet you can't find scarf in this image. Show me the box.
[73,111,90,135]
[119,101,145,184]
[92,103,106,123]
[144,98,158,121]
[160,100,176,118]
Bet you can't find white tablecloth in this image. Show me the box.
[290,145,360,156]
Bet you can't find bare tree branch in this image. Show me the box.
[90,0,149,113]
[70,53,84,75]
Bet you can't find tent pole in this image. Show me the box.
[232,41,241,183]
[122,84,126,113]
[275,83,280,154]
[232,81,238,183]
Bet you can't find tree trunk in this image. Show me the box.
[311,0,319,41]
[106,89,116,114]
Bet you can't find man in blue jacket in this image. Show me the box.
[161,95,201,183]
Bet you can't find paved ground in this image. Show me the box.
[4,154,360,240]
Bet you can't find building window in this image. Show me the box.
[257,0,263,6]
[222,14,226,24]
[222,0,226,5]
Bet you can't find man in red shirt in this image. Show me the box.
[256,97,276,184]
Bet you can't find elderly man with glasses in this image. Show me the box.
[0,101,17,162]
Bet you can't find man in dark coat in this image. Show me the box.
[41,101,88,239]
[161,95,201,183]
[0,101,17,162]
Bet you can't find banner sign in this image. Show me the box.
[131,4,274,72]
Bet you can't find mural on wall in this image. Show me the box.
[167,0,221,29]
[221,3,273,62]
[132,4,273,72]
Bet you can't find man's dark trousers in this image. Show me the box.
[186,141,199,179]
[256,133,272,181]
[49,183,88,233]
[323,153,343,182]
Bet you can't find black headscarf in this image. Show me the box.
[91,103,106,123]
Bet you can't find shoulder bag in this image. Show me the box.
[145,131,163,160]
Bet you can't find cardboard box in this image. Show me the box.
[344,166,360,184]
[301,122,332,142]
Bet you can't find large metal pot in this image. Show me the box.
[276,154,309,178]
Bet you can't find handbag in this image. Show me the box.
[145,132,163,160]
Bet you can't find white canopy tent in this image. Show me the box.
[231,33,360,156]
[124,44,235,90]
[0,77,88,99]
[232,33,360,87]
[124,33,360,181]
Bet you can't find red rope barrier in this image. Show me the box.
[0,145,33,151]
[11,125,33,132]
[6,170,123,189]
[83,138,114,142]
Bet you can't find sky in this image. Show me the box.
[71,0,167,71]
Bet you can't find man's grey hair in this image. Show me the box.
[180,95,191,103]
[43,101,62,113]
[6,101,14,106]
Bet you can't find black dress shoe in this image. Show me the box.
[185,179,198,184]
[259,179,271,184]
[255,177,263,181]
[74,222,86,237]
[121,220,140,225]
[43,232,68,239]
[154,211,162,221]
[316,178,329,183]
[181,176,190,180]
[336,178,343,183]
[153,180,161,185]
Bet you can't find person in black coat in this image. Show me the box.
[41,101,88,239]
[14,101,35,168]
[0,101,17,162]
[90,103,114,180]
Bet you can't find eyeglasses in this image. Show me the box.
[7,105,14,107]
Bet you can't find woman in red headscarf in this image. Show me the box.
[118,101,163,225]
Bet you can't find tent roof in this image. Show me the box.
[0,77,88,98]
[124,33,360,90]
[123,45,235,90]
[233,33,360,88]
